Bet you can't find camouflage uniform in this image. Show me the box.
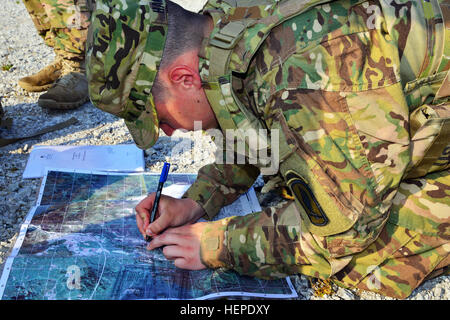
[22,0,93,61]
[20,0,94,109]
[86,0,449,299]
[183,0,450,299]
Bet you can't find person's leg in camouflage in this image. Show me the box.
[332,169,450,299]
[19,0,63,92]
[19,0,93,110]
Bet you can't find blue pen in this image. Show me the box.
[146,162,170,242]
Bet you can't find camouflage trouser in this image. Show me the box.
[22,0,94,61]
[331,0,450,298]
[331,169,449,298]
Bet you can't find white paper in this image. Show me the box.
[161,183,191,199]
[23,144,145,179]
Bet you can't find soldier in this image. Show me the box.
[18,0,94,110]
[86,0,450,299]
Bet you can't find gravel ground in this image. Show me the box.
[0,0,448,301]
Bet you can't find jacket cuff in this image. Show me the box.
[182,182,226,220]
[200,218,234,269]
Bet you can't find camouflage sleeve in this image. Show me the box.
[200,170,450,282]
[200,200,335,279]
[183,163,260,219]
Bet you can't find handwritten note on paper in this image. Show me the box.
[23,144,145,178]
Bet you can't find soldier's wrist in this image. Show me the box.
[182,197,207,222]
[182,191,222,220]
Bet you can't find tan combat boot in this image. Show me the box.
[38,59,89,110]
[18,59,63,92]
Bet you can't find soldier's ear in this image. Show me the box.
[168,65,202,90]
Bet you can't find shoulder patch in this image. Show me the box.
[285,171,329,226]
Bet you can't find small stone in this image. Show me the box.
[433,287,443,297]
[337,288,355,300]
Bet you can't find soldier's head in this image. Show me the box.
[86,0,217,149]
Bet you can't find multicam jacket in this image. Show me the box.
[182,0,450,298]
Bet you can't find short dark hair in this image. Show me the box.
[152,1,209,102]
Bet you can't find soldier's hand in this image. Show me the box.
[146,222,207,270]
[135,194,205,239]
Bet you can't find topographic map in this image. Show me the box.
[0,169,297,300]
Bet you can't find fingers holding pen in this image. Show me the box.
[135,193,156,238]
[135,210,148,238]
[146,229,185,251]
[146,226,207,270]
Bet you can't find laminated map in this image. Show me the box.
[0,169,297,300]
